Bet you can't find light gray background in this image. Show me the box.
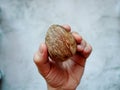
[0,0,120,90]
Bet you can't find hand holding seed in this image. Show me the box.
[45,25,77,62]
[34,24,92,90]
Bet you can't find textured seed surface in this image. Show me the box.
[45,24,77,62]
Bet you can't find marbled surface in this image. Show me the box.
[0,0,120,90]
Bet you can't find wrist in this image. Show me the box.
[47,84,76,90]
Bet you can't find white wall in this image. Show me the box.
[0,0,120,90]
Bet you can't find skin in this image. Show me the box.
[33,25,92,90]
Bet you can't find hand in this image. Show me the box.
[33,25,92,90]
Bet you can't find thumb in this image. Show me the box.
[33,43,50,76]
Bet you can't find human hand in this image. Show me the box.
[33,25,92,90]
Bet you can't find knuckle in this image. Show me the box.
[83,43,92,57]
[88,44,92,53]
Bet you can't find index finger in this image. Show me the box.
[72,32,82,44]
[62,24,71,32]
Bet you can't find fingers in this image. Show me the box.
[62,24,71,32]
[72,32,92,58]
[72,42,92,67]
[82,43,92,58]
[77,40,92,58]
[71,42,92,67]
[70,32,92,67]
[33,43,50,76]
[77,39,86,52]
[62,25,82,45]
[72,32,82,44]
[62,25,82,44]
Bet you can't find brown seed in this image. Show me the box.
[45,24,77,62]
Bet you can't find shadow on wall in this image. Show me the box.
[0,7,2,52]
[0,7,15,34]
[0,70,3,90]
[0,7,15,51]
[0,7,2,24]
[0,77,2,90]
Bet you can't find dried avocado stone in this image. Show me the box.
[45,24,77,62]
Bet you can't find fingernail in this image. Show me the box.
[35,53,40,61]
[40,44,44,54]
[33,52,41,64]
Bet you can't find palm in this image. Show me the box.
[45,54,85,90]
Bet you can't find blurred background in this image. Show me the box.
[0,0,120,90]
